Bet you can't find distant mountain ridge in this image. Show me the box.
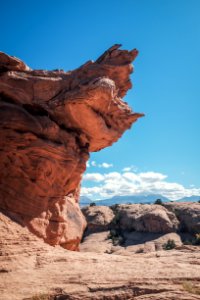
[175,195,200,202]
[80,194,200,207]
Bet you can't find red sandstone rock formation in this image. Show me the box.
[0,45,143,250]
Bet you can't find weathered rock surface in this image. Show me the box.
[80,231,183,255]
[81,204,183,255]
[82,205,115,233]
[164,202,200,233]
[80,231,113,253]
[111,204,180,233]
[0,45,143,249]
[1,212,200,300]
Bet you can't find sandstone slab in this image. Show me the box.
[1,212,200,300]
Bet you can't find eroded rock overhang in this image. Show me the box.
[0,45,144,250]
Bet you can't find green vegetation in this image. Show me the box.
[162,239,176,250]
[111,204,120,211]
[107,229,124,246]
[112,211,120,225]
[108,206,124,246]
[89,202,96,207]
[182,281,200,295]
[154,199,163,205]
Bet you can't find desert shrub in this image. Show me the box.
[89,202,96,207]
[154,199,163,205]
[112,211,120,225]
[112,235,124,246]
[111,204,119,211]
[108,229,118,238]
[182,281,200,295]
[162,239,176,250]
[107,229,124,246]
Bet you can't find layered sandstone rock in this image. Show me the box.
[0,45,143,250]
[1,211,200,300]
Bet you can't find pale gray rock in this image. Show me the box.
[114,204,180,233]
[82,206,115,233]
[164,202,200,233]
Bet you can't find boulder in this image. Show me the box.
[82,205,115,233]
[164,202,200,233]
[113,204,180,233]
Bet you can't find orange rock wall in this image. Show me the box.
[0,45,143,250]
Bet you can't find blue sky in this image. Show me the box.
[1,0,200,200]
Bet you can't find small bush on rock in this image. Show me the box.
[162,239,176,250]
[154,199,163,205]
[107,229,124,246]
[112,212,120,225]
[89,202,96,207]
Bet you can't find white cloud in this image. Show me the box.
[88,160,113,169]
[99,162,113,168]
[139,172,167,182]
[81,170,200,201]
[122,172,140,182]
[81,186,103,198]
[83,173,104,182]
[122,165,138,172]
[104,172,121,180]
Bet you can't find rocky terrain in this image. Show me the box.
[0,48,200,299]
[81,202,200,255]
[1,203,200,300]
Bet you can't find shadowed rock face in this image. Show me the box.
[0,45,143,250]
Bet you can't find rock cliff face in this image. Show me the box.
[0,45,143,250]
